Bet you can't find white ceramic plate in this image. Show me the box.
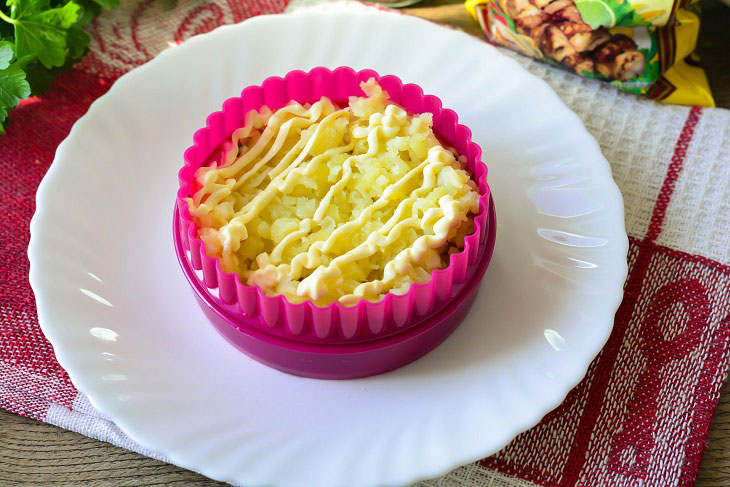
[29,8,628,487]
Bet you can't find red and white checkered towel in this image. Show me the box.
[1,1,729,486]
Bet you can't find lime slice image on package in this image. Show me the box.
[466,0,715,106]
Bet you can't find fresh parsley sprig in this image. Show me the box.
[0,0,118,133]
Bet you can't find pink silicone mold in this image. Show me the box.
[173,196,497,379]
[176,67,490,345]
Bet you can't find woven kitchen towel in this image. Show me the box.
[2,1,730,486]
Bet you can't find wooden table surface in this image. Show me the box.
[1,1,729,485]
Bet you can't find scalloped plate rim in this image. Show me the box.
[28,8,628,487]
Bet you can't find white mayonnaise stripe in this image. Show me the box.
[186,80,479,305]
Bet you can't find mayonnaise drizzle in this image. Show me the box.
[186,80,479,305]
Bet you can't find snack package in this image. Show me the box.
[465,0,715,106]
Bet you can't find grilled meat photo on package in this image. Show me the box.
[466,0,715,106]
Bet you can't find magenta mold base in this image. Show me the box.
[174,196,496,380]
[176,66,491,346]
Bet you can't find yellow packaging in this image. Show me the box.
[466,0,714,106]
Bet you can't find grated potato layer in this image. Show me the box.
[186,79,480,306]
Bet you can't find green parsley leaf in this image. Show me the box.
[0,0,116,132]
[23,59,55,93]
[73,0,117,27]
[0,61,31,132]
[23,35,83,94]
[0,40,13,69]
[73,0,101,27]
[66,24,89,59]
[10,0,82,69]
